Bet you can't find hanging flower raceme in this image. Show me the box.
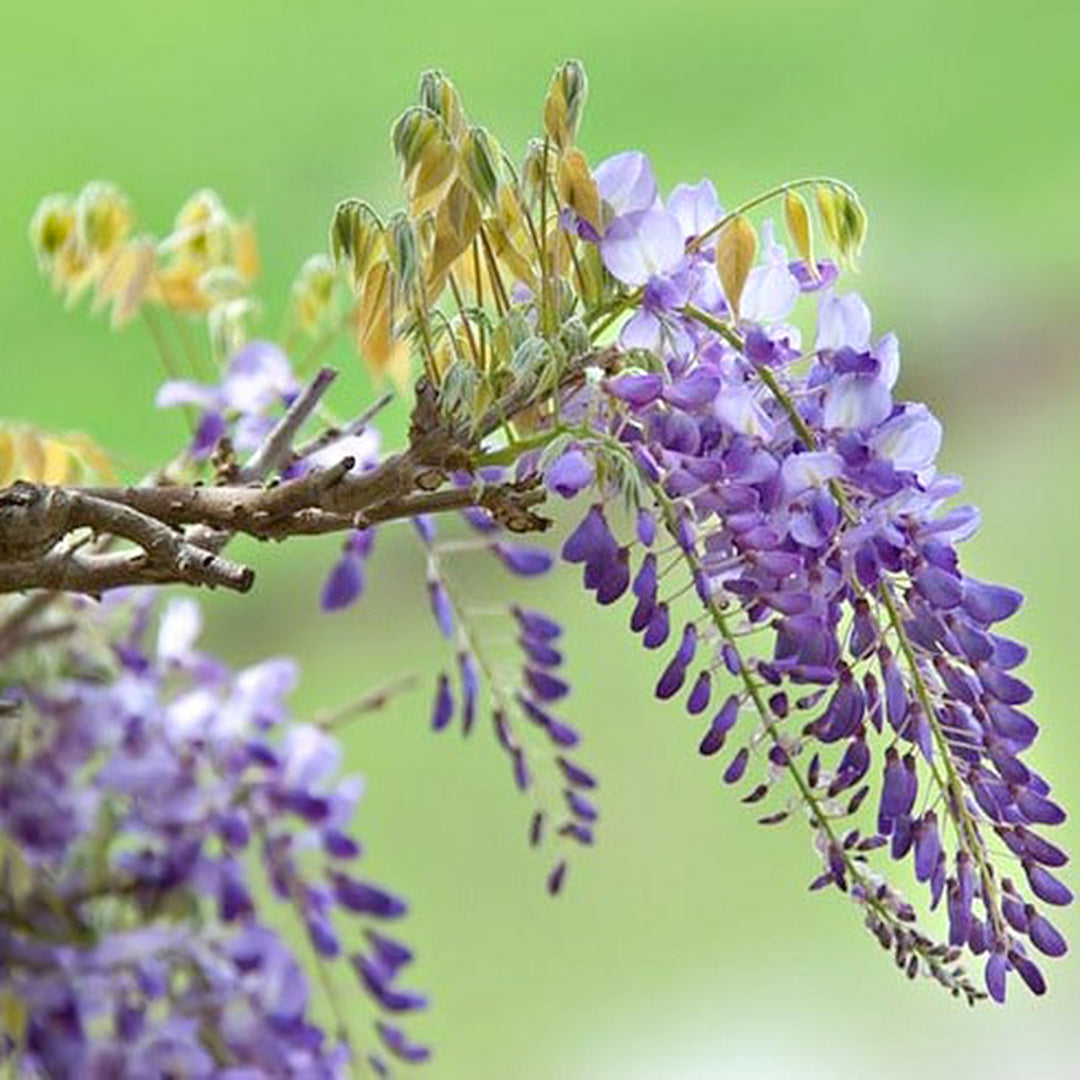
[550,181,1068,1001]
[409,505,601,895]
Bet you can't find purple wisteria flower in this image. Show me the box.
[0,596,427,1075]
[157,340,300,457]
[548,170,1070,1002]
[589,152,730,355]
[401,502,601,891]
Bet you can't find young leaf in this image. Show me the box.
[783,188,815,275]
[715,214,757,318]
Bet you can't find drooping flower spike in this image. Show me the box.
[410,505,602,894]
[552,207,1067,1000]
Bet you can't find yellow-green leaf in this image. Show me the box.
[815,184,842,251]
[783,188,815,273]
[715,215,757,318]
[556,148,601,231]
[0,430,14,486]
[355,261,411,387]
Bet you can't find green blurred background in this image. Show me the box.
[3,1,1079,1076]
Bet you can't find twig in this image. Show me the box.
[236,366,338,482]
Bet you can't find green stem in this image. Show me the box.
[689,175,859,252]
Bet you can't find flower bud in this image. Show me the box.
[836,188,868,268]
[543,59,588,149]
[815,183,842,252]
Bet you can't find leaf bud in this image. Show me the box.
[459,126,501,210]
[329,199,384,286]
[543,59,588,149]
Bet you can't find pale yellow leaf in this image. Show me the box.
[15,430,45,482]
[41,437,74,485]
[0,430,14,486]
[716,215,757,318]
[233,218,260,282]
[783,188,814,272]
[556,148,601,230]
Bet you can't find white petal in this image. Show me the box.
[823,374,892,430]
[815,290,872,352]
[158,598,202,662]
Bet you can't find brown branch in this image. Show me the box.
[0,346,618,597]
[0,485,254,595]
[236,366,337,482]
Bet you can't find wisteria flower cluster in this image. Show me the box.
[0,595,427,1076]
[1,59,1067,1076]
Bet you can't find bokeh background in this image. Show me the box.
[3,2,1080,1076]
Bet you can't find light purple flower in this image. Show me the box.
[740,221,799,324]
[593,150,659,219]
[599,208,685,287]
[816,289,872,352]
[667,179,722,240]
[870,403,943,471]
[545,448,594,498]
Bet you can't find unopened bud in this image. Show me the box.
[815,184,842,252]
[836,188,868,268]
